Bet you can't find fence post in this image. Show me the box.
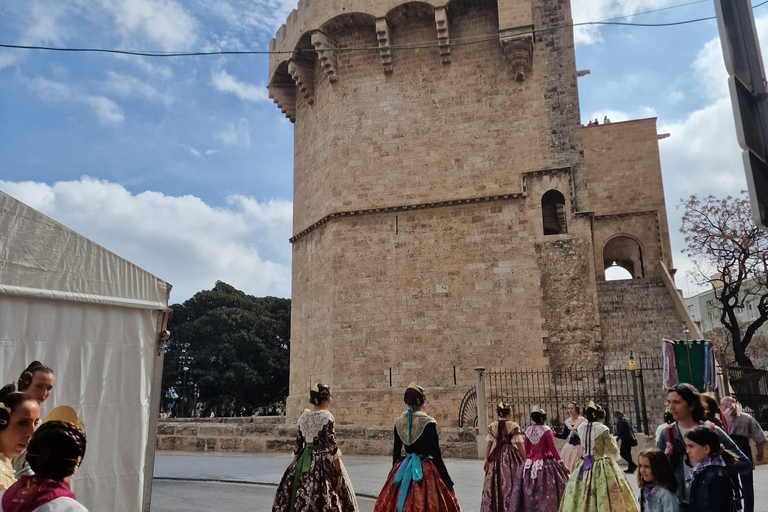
[475,366,488,459]
[637,369,650,435]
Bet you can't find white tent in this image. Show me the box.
[0,190,170,512]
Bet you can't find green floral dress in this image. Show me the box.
[558,422,639,512]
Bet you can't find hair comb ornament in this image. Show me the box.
[44,406,84,431]
[587,401,597,410]
[407,381,420,390]
[312,383,320,393]
[498,401,505,409]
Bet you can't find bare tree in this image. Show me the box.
[681,191,768,367]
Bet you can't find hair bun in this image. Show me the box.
[309,383,331,405]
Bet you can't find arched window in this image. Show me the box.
[541,190,567,235]
[603,236,644,279]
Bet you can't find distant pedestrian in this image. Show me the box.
[587,120,593,126]
[508,407,568,512]
[2,409,88,512]
[685,426,739,512]
[481,402,524,512]
[702,393,724,429]
[636,449,677,512]
[721,397,766,512]
[594,118,599,125]
[654,411,674,443]
[615,411,637,473]
[555,402,586,472]
[374,383,459,512]
[209,410,215,418]
[558,402,638,512]
[272,384,358,512]
[603,116,611,124]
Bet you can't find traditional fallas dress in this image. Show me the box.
[508,424,569,512]
[558,422,638,512]
[272,409,359,512]
[555,416,587,472]
[481,420,524,512]
[374,409,461,512]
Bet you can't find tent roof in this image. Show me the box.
[0,190,170,309]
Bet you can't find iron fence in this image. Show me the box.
[726,365,768,429]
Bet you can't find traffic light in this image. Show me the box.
[714,0,768,230]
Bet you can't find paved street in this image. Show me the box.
[149,450,768,512]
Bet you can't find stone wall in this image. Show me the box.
[156,418,478,459]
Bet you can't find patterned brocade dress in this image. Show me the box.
[272,410,359,512]
[374,410,461,512]
[557,422,639,512]
[508,425,569,512]
[481,420,524,512]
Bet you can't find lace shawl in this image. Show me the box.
[297,409,334,442]
[576,422,609,455]
[0,454,15,491]
[395,410,436,445]
[564,417,587,440]
[526,425,551,445]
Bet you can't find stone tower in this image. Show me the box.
[269,0,689,426]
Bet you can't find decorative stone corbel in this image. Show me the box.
[287,59,315,105]
[268,84,296,122]
[311,31,339,84]
[434,7,450,64]
[499,27,534,82]
[376,17,393,73]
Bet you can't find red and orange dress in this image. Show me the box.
[374,409,461,512]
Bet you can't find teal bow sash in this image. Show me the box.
[288,444,312,512]
[394,452,423,512]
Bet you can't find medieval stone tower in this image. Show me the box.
[269,0,693,426]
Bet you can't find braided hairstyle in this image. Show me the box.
[26,420,87,481]
[309,383,331,406]
[18,361,54,392]
[0,383,36,431]
[403,386,425,408]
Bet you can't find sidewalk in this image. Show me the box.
[153,451,768,512]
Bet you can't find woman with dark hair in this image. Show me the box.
[374,383,460,512]
[701,394,724,429]
[14,362,53,479]
[555,402,586,472]
[684,426,739,512]
[558,402,638,512]
[17,362,54,406]
[272,384,358,512]
[614,412,637,473]
[1,407,88,511]
[508,407,568,512]
[657,384,749,508]
[481,402,524,512]
[0,385,39,491]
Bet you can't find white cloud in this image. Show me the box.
[215,118,251,148]
[105,0,198,50]
[0,177,292,302]
[101,71,174,105]
[195,0,296,35]
[24,76,124,125]
[571,0,676,45]
[211,70,269,102]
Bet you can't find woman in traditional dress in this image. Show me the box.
[0,385,40,492]
[374,383,460,512]
[555,402,586,472]
[558,402,639,512]
[14,362,54,479]
[2,407,88,512]
[481,402,525,512]
[508,407,569,512]
[272,384,358,512]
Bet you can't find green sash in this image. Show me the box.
[288,444,312,512]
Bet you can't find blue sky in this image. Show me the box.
[0,0,762,302]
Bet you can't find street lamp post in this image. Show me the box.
[182,366,189,417]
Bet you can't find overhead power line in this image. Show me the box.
[1,0,767,58]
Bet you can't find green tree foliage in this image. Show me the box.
[161,281,290,416]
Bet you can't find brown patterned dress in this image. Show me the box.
[272,410,359,512]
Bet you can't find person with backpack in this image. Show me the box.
[657,384,750,508]
[615,411,637,473]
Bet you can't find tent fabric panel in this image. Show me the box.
[0,296,160,512]
[0,191,169,304]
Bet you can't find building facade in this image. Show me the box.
[268,0,697,426]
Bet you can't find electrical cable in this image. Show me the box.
[0,0,767,58]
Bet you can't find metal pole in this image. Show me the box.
[474,367,488,459]
[637,369,650,435]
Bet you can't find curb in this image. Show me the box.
[152,477,379,500]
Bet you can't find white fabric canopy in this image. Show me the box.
[0,191,170,512]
